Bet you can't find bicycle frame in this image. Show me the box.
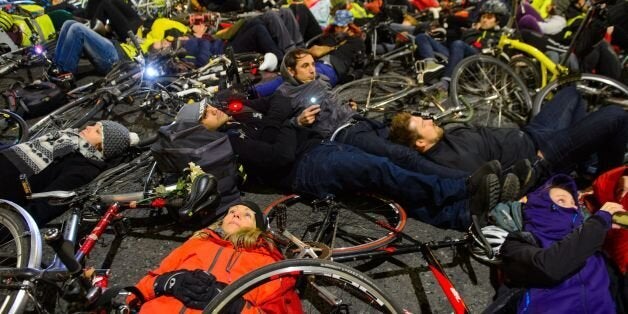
[496,32,569,87]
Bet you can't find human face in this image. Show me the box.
[479,13,498,30]
[192,23,208,37]
[334,25,349,33]
[408,116,444,152]
[222,205,257,235]
[79,124,103,150]
[288,54,316,83]
[200,105,230,131]
[549,187,577,209]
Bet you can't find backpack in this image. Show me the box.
[3,81,65,119]
[150,121,241,222]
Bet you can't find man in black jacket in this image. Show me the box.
[389,86,628,190]
[174,99,510,230]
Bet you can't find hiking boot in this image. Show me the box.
[508,159,533,197]
[500,173,521,202]
[467,160,502,194]
[469,173,501,227]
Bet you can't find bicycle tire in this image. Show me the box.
[27,93,104,139]
[0,204,40,314]
[204,259,403,313]
[0,109,28,145]
[333,75,415,108]
[532,73,628,115]
[450,54,532,128]
[263,194,407,257]
[508,55,541,92]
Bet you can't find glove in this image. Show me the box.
[153,269,218,309]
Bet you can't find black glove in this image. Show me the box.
[153,269,218,309]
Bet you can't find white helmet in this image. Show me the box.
[470,225,509,264]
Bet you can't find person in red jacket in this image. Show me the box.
[128,201,303,313]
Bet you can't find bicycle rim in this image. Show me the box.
[451,55,532,128]
[333,75,415,107]
[532,73,628,115]
[508,55,541,92]
[264,195,407,256]
[204,259,403,313]
[0,208,38,314]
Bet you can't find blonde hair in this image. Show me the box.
[192,219,276,251]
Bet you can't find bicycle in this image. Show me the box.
[449,0,628,127]
[235,193,498,313]
[0,167,220,313]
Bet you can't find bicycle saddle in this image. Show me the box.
[178,173,221,221]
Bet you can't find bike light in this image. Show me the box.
[228,99,243,113]
[33,45,44,55]
[310,97,317,104]
[144,65,160,78]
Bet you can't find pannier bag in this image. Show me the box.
[151,121,241,222]
[3,81,65,118]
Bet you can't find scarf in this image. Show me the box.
[277,75,355,137]
[2,129,104,176]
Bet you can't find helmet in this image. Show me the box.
[479,0,510,23]
[333,10,354,27]
[0,10,14,31]
[470,225,509,264]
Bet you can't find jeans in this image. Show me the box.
[293,142,472,229]
[415,33,449,60]
[255,62,338,97]
[54,20,119,74]
[445,40,478,78]
[524,86,628,173]
[334,118,468,178]
[230,19,284,61]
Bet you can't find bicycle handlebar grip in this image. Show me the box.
[44,229,82,275]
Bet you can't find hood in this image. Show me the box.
[523,174,583,248]
[593,166,628,208]
[280,55,300,86]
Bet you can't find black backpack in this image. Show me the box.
[3,81,65,119]
[151,121,241,222]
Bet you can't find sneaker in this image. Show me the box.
[467,160,502,194]
[469,173,501,227]
[500,173,521,202]
[423,58,444,74]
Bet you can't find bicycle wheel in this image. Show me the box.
[27,93,104,139]
[264,194,407,257]
[450,54,532,128]
[532,73,628,115]
[204,259,403,313]
[508,55,541,92]
[0,109,28,145]
[333,75,415,108]
[0,203,41,314]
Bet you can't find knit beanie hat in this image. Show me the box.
[98,120,140,159]
[237,200,268,231]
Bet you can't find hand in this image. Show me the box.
[348,100,358,110]
[297,104,321,126]
[154,269,217,309]
[308,45,335,57]
[600,202,625,216]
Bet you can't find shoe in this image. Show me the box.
[500,173,520,202]
[508,159,533,197]
[467,160,502,194]
[423,58,444,74]
[47,65,75,90]
[469,173,501,227]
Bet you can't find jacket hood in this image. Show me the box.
[523,174,583,248]
[593,165,628,208]
[280,54,300,86]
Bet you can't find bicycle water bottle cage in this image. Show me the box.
[177,173,220,221]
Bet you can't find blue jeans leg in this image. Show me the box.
[415,33,450,59]
[336,120,468,178]
[54,21,118,74]
[293,142,470,228]
[444,40,478,78]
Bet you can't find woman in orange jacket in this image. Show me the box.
[128,201,303,313]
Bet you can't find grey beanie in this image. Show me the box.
[99,120,139,159]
